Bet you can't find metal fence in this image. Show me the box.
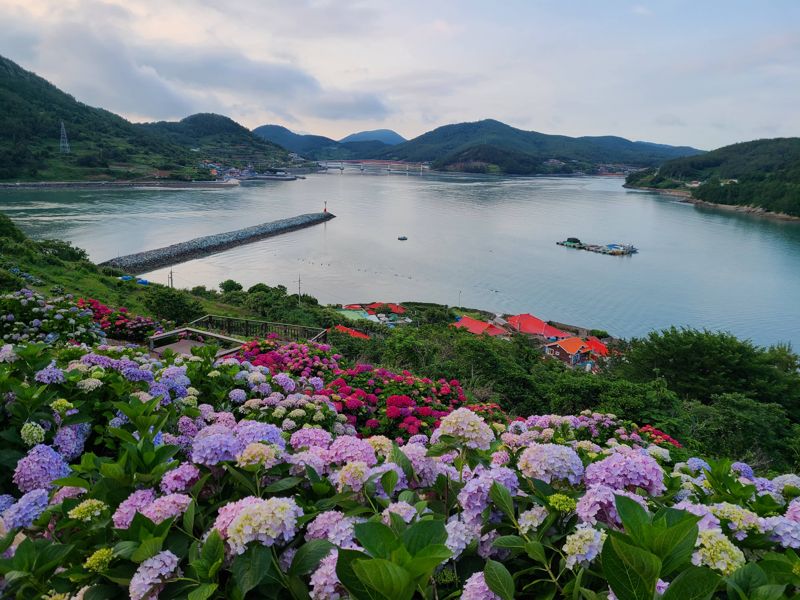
[188,315,327,344]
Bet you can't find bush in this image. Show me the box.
[36,239,89,262]
[143,286,204,324]
[219,279,243,293]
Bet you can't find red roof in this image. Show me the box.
[507,314,569,339]
[585,336,609,356]
[365,302,406,314]
[452,315,506,337]
[332,325,370,339]
[342,304,363,311]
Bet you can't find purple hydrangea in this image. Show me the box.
[53,423,90,461]
[584,450,665,496]
[0,494,15,513]
[687,457,711,474]
[308,377,324,392]
[762,516,800,548]
[673,501,721,530]
[160,463,201,494]
[445,515,480,559]
[229,389,248,404]
[517,444,584,485]
[306,511,363,548]
[290,427,332,450]
[113,489,157,529]
[273,373,296,393]
[786,499,800,523]
[2,489,49,529]
[328,435,377,466]
[310,551,345,600]
[235,420,285,449]
[141,493,192,524]
[576,485,649,527]
[34,363,65,384]
[13,444,70,493]
[731,462,754,479]
[191,427,244,466]
[462,572,501,600]
[458,466,520,526]
[129,550,182,600]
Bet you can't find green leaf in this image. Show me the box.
[726,562,768,598]
[493,535,526,551]
[352,558,413,600]
[188,583,219,600]
[749,585,787,600]
[381,469,399,498]
[289,539,335,576]
[183,499,196,533]
[401,519,447,556]
[484,559,515,600]
[336,549,381,600]
[264,476,303,493]
[113,541,139,560]
[653,518,699,577]
[489,481,516,521]
[614,495,651,547]
[354,522,399,559]
[661,566,721,600]
[390,444,414,484]
[201,530,224,569]
[232,545,272,596]
[131,537,164,563]
[525,541,547,564]
[602,536,661,600]
[404,544,451,580]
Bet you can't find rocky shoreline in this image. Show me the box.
[100,212,335,274]
[623,184,800,222]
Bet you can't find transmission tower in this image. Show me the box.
[59,121,70,154]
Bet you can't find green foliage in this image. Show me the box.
[219,279,243,293]
[0,213,26,241]
[627,138,800,216]
[143,286,204,324]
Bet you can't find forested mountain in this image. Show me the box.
[139,114,287,167]
[339,128,406,145]
[626,138,800,216]
[0,55,287,181]
[374,119,703,174]
[252,124,392,160]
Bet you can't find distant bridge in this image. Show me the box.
[318,159,430,173]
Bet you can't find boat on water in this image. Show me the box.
[398,235,408,241]
[556,237,637,255]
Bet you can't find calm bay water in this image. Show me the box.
[2,174,799,347]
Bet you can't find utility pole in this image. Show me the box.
[168,269,174,288]
[458,290,462,307]
[59,121,70,154]
[297,274,301,306]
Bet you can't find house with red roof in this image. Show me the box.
[544,336,593,366]
[452,315,507,337]
[331,325,370,339]
[584,336,609,357]
[365,302,406,315]
[506,313,569,339]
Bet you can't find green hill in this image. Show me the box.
[139,113,288,169]
[626,138,800,217]
[0,55,288,181]
[339,128,406,145]
[252,124,391,160]
[374,119,703,174]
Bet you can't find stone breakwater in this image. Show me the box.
[100,212,335,274]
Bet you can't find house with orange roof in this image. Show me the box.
[506,313,569,340]
[544,336,594,367]
[452,315,507,337]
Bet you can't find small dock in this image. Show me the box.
[557,237,637,256]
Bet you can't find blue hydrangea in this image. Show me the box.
[34,363,65,384]
[2,489,49,529]
[687,457,711,474]
[731,462,755,480]
[229,389,248,404]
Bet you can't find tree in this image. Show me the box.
[219,279,243,293]
[143,286,203,324]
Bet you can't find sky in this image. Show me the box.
[2,0,799,150]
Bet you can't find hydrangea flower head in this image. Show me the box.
[692,528,745,574]
[67,498,108,522]
[13,444,70,493]
[226,497,303,554]
[430,408,494,450]
[518,444,584,485]
[584,451,665,496]
[129,550,182,600]
[2,489,49,529]
[462,572,501,600]
[563,525,607,569]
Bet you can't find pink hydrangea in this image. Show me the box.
[327,436,377,466]
[160,463,201,494]
[113,489,157,529]
[576,485,649,527]
[584,450,665,495]
[140,494,192,524]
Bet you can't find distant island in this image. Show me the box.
[625,138,800,218]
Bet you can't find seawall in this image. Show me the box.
[100,212,335,274]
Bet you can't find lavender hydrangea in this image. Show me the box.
[234,420,285,449]
[113,489,157,529]
[129,550,182,600]
[458,466,520,526]
[273,373,296,393]
[584,450,665,496]
[290,427,332,450]
[462,572,501,600]
[762,516,800,548]
[228,389,247,404]
[2,489,49,529]
[328,435,377,466]
[518,444,584,485]
[141,494,192,524]
[445,515,480,559]
[731,462,755,480]
[53,424,90,461]
[34,362,65,384]
[576,485,649,527]
[382,501,418,525]
[563,525,607,569]
[13,444,70,493]
[191,429,243,466]
[160,463,201,494]
[306,511,363,548]
[310,551,346,600]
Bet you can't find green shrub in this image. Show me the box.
[143,286,204,324]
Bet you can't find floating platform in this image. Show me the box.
[557,238,637,256]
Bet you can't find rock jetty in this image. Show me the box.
[100,212,335,274]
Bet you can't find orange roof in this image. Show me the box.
[585,336,609,356]
[332,325,370,339]
[546,336,591,355]
[452,315,506,336]
[507,314,569,338]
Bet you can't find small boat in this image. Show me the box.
[397,235,408,241]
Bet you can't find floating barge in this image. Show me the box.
[557,237,637,256]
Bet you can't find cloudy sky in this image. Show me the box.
[2,0,799,149]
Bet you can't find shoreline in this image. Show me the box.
[623,184,800,222]
[100,212,335,274]
[0,180,238,191]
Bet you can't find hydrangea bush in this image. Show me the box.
[0,339,799,599]
[1,289,103,345]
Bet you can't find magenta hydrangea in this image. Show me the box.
[13,444,70,493]
[584,450,665,495]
